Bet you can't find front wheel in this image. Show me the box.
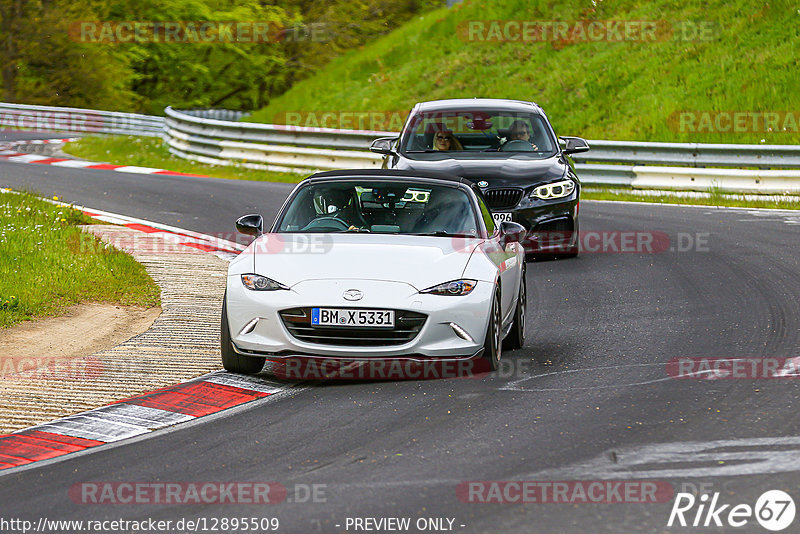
[504,265,526,350]
[221,294,265,374]
[480,286,503,371]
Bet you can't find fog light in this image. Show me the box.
[449,323,474,342]
[239,318,260,336]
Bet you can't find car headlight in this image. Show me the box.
[530,179,575,200]
[241,274,289,291]
[420,279,477,296]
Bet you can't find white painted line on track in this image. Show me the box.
[586,198,800,213]
[526,436,800,480]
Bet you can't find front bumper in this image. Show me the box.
[225,277,494,360]
[491,193,579,253]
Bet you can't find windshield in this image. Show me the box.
[276,180,480,237]
[401,109,557,156]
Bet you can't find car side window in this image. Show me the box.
[475,193,497,236]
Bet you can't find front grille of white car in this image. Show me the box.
[279,308,427,346]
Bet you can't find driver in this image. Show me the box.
[506,120,539,150]
[313,188,367,231]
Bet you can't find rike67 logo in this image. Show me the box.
[668,490,795,531]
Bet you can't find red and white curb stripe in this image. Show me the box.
[0,200,298,473]
[0,372,293,471]
[77,205,247,259]
[2,188,247,259]
[0,137,77,147]
[0,137,209,178]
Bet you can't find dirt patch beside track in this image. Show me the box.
[0,303,161,364]
[0,224,228,434]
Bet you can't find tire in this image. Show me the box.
[480,286,503,372]
[221,294,265,374]
[504,264,526,350]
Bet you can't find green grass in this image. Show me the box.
[248,0,800,145]
[583,188,800,210]
[62,136,306,183]
[0,190,161,328]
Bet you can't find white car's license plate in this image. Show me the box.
[492,212,512,224]
[311,308,395,327]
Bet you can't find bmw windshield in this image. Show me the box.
[401,109,558,157]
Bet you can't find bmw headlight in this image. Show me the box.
[530,179,575,200]
[241,274,289,291]
[420,279,477,296]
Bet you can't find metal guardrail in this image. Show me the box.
[3,102,799,194]
[0,102,164,137]
[571,140,800,170]
[180,109,251,122]
[162,107,800,193]
[163,106,389,173]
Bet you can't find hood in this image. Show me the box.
[238,233,484,290]
[396,153,567,186]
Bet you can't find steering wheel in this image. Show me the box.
[300,216,350,231]
[499,139,536,152]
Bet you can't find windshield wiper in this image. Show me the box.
[405,150,442,153]
[411,231,478,238]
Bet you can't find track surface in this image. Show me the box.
[2,139,800,532]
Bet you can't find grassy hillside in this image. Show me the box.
[248,0,800,145]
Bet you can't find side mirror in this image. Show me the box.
[370,136,398,155]
[560,136,590,155]
[236,214,263,237]
[499,221,527,244]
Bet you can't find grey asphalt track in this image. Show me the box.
[2,141,800,533]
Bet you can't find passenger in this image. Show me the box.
[432,130,464,151]
[507,120,539,150]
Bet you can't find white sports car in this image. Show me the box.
[221,169,527,377]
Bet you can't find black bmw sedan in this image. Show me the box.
[371,98,589,257]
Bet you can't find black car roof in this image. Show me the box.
[306,169,476,188]
[415,98,544,115]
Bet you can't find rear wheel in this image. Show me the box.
[504,264,526,350]
[221,294,265,374]
[480,286,503,371]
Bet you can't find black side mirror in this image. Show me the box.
[370,137,398,155]
[236,214,263,237]
[560,136,590,155]
[499,221,527,244]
